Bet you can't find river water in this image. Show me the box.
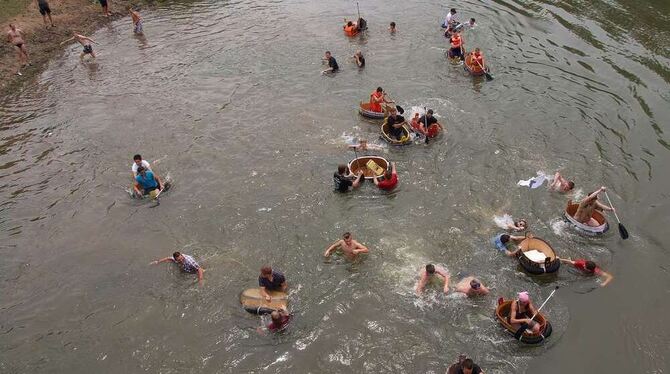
[1,0,669,372]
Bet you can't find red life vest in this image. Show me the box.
[369,91,384,112]
[344,25,358,36]
[450,34,462,48]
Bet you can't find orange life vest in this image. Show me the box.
[344,25,358,37]
[450,34,462,48]
[369,91,384,112]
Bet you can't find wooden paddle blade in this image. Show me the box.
[514,323,529,340]
[618,223,629,240]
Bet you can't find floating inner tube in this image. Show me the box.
[495,299,552,344]
[464,54,486,76]
[518,236,560,274]
[381,119,412,146]
[564,200,610,235]
[359,102,387,119]
[240,288,288,315]
[348,156,389,180]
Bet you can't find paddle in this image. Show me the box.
[424,106,430,144]
[604,191,629,240]
[383,93,404,114]
[473,57,494,81]
[514,286,559,340]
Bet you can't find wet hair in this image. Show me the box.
[516,219,528,229]
[343,232,351,239]
[567,181,575,190]
[427,109,434,115]
[261,266,273,276]
[390,22,396,27]
[470,18,476,23]
[133,154,142,161]
[462,359,474,369]
[585,261,597,272]
[470,279,481,289]
[451,8,456,13]
[137,166,146,173]
[337,164,347,174]
[172,251,181,260]
[426,264,435,274]
[500,234,511,244]
[325,51,331,55]
[347,21,353,27]
[376,87,383,93]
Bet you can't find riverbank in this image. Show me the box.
[0,0,140,94]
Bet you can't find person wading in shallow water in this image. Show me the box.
[61,32,99,60]
[6,24,30,76]
[324,232,369,261]
[36,0,55,28]
[333,165,363,193]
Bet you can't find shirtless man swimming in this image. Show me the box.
[6,24,29,75]
[452,277,489,297]
[416,264,450,294]
[324,232,369,260]
[61,32,98,60]
[549,171,574,193]
[574,186,614,226]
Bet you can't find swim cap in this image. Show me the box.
[518,291,530,303]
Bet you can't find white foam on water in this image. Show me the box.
[494,214,514,229]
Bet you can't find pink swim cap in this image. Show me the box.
[518,291,530,303]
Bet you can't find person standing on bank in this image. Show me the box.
[99,0,112,16]
[6,24,30,76]
[36,0,55,28]
[259,266,287,302]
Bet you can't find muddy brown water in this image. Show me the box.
[1,0,669,372]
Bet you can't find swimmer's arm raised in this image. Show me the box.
[324,240,342,257]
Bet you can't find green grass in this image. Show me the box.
[0,0,32,24]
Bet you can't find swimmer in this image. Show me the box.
[574,186,614,226]
[508,218,528,232]
[348,138,383,151]
[322,51,339,74]
[560,258,613,286]
[257,307,291,334]
[416,264,450,294]
[509,291,541,334]
[453,277,489,297]
[549,171,575,193]
[7,24,29,75]
[150,251,204,285]
[131,154,152,177]
[333,164,363,193]
[61,32,98,60]
[353,50,365,68]
[492,233,525,257]
[129,7,143,34]
[324,232,369,260]
[447,354,485,374]
[389,22,396,33]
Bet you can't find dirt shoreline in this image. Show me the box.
[1,0,142,95]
